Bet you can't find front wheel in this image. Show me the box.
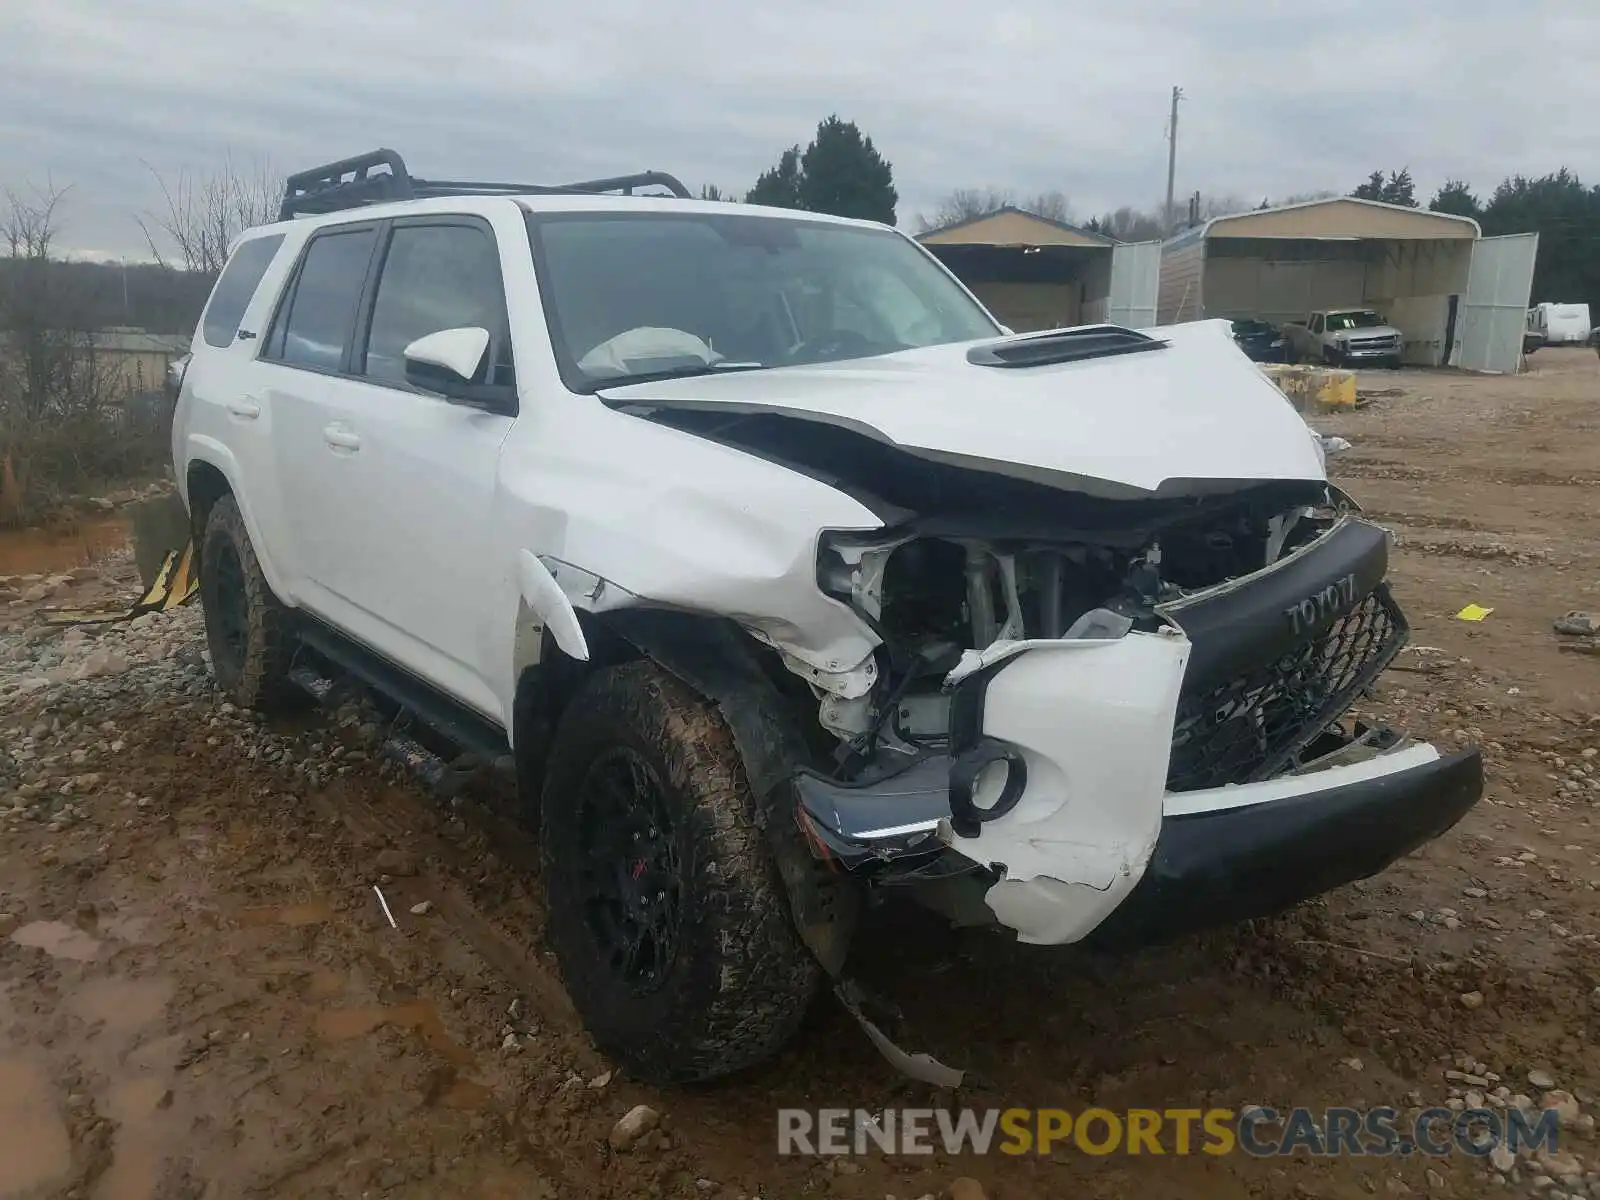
[540,661,819,1082]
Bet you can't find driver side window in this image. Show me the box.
[1310,315,1323,334]
[361,221,513,388]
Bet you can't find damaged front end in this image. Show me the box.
[787,484,1482,946]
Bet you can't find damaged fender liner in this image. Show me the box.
[1089,747,1484,946]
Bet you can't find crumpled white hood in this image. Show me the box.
[599,319,1327,498]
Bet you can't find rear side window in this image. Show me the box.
[362,223,511,386]
[266,227,379,372]
[201,234,284,349]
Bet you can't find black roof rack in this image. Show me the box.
[278,148,692,220]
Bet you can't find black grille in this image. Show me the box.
[1166,585,1407,792]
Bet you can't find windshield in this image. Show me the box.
[525,210,1000,391]
[1326,310,1386,331]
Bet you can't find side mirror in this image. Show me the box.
[404,327,489,383]
[402,327,516,416]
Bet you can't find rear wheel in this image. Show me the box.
[540,660,818,1082]
[199,495,295,711]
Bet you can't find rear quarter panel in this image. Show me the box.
[176,228,306,602]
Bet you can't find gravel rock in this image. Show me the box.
[373,848,418,877]
[408,900,433,916]
[946,1181,988,1200]
[1459,991,1485,1010]
[1489,1144,1516,1173]
[1536,1149,1583,1178]
[1528,1069,1557,1090]
[1540,1090,1581,1126]
[609,1104,662,1151]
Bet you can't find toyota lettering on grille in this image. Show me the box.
[1284,573,1359,636]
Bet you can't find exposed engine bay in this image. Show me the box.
[808,480,1371,787]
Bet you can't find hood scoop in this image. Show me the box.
[966,325,1167,368]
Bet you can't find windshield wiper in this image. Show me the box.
[578,360,767,394]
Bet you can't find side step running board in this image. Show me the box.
[287,661,510,796]
[293,619,511,763]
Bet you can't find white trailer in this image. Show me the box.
[1528,302,1592,344]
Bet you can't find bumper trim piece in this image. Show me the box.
[1090,747,1483,946]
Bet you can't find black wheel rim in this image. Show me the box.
[203,541,249,673]
[574,747,682,994]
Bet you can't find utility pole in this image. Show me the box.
[1164,86,1184,237]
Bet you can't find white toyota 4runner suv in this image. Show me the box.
[174,150,1482,1083]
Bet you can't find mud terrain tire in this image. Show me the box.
[199,494,295,711]
[540,660,819,1082]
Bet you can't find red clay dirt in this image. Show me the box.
[0,347,1597,1199]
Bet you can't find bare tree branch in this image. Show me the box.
[917,187,1074,233]
[137,155,279,275]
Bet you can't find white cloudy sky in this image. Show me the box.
[3,0,1597,259]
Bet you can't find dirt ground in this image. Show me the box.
[1,348,1598,1200]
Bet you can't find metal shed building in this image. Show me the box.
[1156,197,1539,373]
[918,208,1161,333]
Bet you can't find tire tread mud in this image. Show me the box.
[200,494,296,711]
[540,660,818,1082]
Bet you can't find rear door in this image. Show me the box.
[1453,233,1540,373]
[255,220,383,604]
[1107,240,1160,329]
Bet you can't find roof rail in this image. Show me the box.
[278,148,692,220]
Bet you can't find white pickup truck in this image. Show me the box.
[171,149,1480,1083]
[1284,309,1405,368]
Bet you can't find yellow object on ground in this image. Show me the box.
[1261,365,1359,411]
[1456,604,1495,622]
[41,541,198,626]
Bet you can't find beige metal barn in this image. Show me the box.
[918,208,1161,333]
[1156,197,1539,373]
